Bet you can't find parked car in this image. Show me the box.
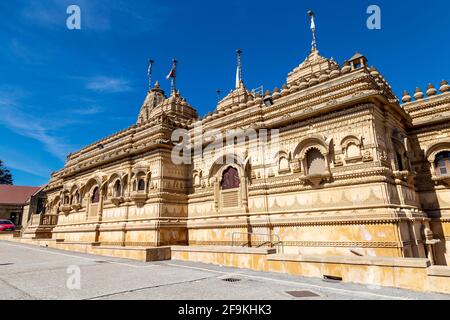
[0,220,16,232]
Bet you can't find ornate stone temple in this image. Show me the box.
[15,12,450,292]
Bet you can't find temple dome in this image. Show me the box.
[137,81,167,124]
[215,81,254,112]
[286,49,339,86]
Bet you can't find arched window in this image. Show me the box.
[435,151,450,176]
[279,157,290,172]
[194,175,201,186]
[91,187,100,204]
[306,148,326,175]
[396,152,404,171]
[221,167,240,190]
[114,180,122,197]
[346,143,360,158]
[138,179,146,191]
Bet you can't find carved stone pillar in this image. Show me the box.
[241,176,248,211]
[324,153,330,170]
[213,178,219,212]
[98,188,104,222]
[85,195,90,220]
[127,167,132,197]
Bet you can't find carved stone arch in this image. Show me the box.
[274,150,290,161]
[106,173,122,198]
[120,172,129,182]
[69,184,81,206]
[341,135,363,161]
[108,173,122,184]
[217,163,244,182]
[275,150,291,173]
[425,140,450,162]
[60,189,70,203]
[208,153,245,180]
[130,169,147,191]
[425,140,450,185]
[209,157,247,212]
[293,135,329,160]
[83,177,102,200]
[70,184,80,194]
[341,135,362,149]
[299,144,328,160]
[193,169,202,187]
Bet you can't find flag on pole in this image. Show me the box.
[310,14,316,31]
[166,66,176,80]
[166,59,178,94]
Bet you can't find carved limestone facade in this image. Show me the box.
[29,48,450,266]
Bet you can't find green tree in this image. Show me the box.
[0,160,13,185]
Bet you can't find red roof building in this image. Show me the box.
[0,185,42,226]
[0,185,41,205]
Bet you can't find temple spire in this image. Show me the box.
[307,10,317,53]
[235,49,243,89]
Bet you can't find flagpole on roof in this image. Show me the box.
[236,49,243,89]
[171,58,178,95]
[148,59,154,90]
[307,10,317,53]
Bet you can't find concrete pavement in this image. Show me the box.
[0,240,449,300]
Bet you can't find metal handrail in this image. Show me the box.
[231,232,283,253]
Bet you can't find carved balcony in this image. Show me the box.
[71,203,81,211]
[130,191,148,206]
[110,196,124,206]
[60,204,72,214]
[393,170,416,184]
[41,214,58,226]
[300,172,331,187]
[432,175,450,187]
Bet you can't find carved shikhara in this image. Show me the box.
[27,49,450,266]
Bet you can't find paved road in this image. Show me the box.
[0,241,448,300]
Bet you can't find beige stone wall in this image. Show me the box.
[23,50,449,267]
[403,88,450,266]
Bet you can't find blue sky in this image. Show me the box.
[0,0,449,186]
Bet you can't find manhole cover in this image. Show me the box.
[0,263,14,266]
[286,291,320,298]
[222,278,242,283]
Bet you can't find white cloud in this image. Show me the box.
[72,105,104,115]
[1,148,52,179]
[86,76,132,93]
[0,89,74,162]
